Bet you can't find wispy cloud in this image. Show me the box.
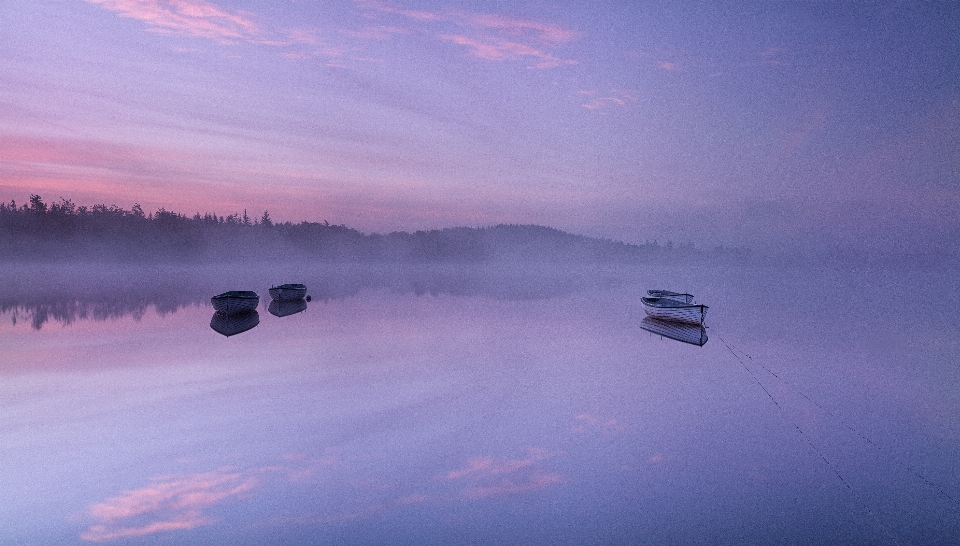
[341,25,408,41]
[356,0,579,69]
[580,89,638,110]
[356,0,444,22]
[628,49,688,73]
[570,412,629,434]
[443,447,556,480]
[438,34,573,69]
[441,447,564,499]
[760,46,790,66]
[84,0,265,44]
[84,0,335,59]
[85,0,579,68]
[464,472,565,499]
[464,13,579,44]
[628,45,792,76]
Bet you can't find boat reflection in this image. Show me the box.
[210,310,260,337]
[268,298,307,318]
[640,316,708,346]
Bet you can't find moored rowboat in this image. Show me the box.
[641,296,708,325]
[269,283,307,301]
[211,291,260,314]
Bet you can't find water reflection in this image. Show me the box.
[0,292,201,330]
[303,264,619,302]
[78,446,567,541]
[209,310,260,337]
[3,262,960,544]
[1,263,627,329]
[640,316,708,346]
[80,469,257,542]
[268,298,307,318]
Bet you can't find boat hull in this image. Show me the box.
[269,284,307,301]
[211,291,260,314]
[269,298,307,318]
[640,316,708,346]
[641,297,707,325]
[210,310,260,337]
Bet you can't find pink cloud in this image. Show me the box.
[461,13,580,44]
[341,25,408,41]
[85,0,263,44]
[440,448,564,499]
[80,470,256,542]
[397,493,431,505]
[85,0,331,55]
[439,34,535,60]
[570,413,629,434]
[444,456,497,480]
[581,89,638,110]
[285,28,322,45]
[464,473,564,499]
[443,447,557,480]
[0,133,249,209]
[357,0,579,69]
[0,134,174,169]
[354,0,443,22]
[440,34,574,69]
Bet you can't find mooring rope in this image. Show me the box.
[721,335,960,512]
[717,334,903,546]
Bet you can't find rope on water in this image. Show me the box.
[718,334,902,546]
[722,336,960,512]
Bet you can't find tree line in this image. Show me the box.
[0,194,745,263]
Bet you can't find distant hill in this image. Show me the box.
[0,195,748,264]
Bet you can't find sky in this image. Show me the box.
[1,0,958,254]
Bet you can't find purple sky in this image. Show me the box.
[1,0,958,253]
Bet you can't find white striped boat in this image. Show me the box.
[211,291,260,314]
[641,296,708,325]
[640,316,708,346]
[646,289,695,304]
[269,283,307,301]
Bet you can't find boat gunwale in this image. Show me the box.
[269,283,306,290]
[640,296,708,310]
[212,291,259,300]
[647,289,695,300]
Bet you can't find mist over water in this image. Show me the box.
[0,260,636,331]
[2,258,958,545]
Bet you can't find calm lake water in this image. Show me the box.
[2,262,959,545]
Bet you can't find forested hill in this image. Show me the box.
[0,195,744,263]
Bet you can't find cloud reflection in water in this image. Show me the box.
[441,447,565,499]
[79,446,566,541]
[80,470,256,542]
